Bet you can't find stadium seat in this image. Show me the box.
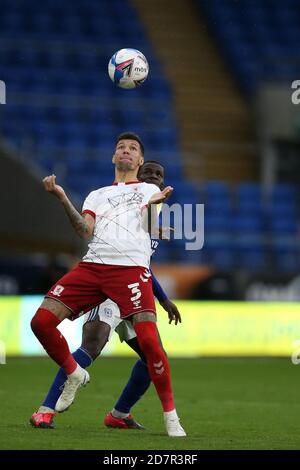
[2,0,179,192]
[197,0,300,95]
[203,180,230,199]
[235,182,263,208]
[269,217,298,235]
[233,213,264,234]
[270,183,297,204]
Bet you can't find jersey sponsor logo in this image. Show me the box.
[128,282,142,309]
[50,285,64,297]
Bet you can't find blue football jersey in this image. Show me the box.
[151,239,159,257]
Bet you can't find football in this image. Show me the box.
[108,48,149,89]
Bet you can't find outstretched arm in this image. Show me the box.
[142,186,174,236]
[43,174,95,239]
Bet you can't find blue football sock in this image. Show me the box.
[114,359,151,414]
[43,347,93,410]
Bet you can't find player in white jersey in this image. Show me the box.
[30,161,182,430]
[30,133,186,437]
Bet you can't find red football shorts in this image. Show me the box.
[46,262,156,320]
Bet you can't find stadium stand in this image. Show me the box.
[0,0,299,273]
[199,0,300,95]
[0,0,182,181]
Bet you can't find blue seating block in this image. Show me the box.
[197,0,300,95]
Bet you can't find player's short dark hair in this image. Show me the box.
[141,160,164,170]
[116,132,144,155]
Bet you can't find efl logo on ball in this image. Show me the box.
[108,48,149,89]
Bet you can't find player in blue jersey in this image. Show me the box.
[30,160,182,430]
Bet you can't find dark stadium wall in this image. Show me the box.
[0,145,84,255]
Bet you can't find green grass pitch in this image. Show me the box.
[1,357,300,450]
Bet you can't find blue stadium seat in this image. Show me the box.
[202,180,231,200]
[271,233,299,271]
[233,232,267,271]
[3,0,180,202]
[271,183,297,203]
[163,164,184,184]
[202,181,232,217]
[197,0,300,95]
[267,201,297,218]
[269,217,298,235]
[203,236,235,270]
[233,213,264,234]
[168,182,197,204]
[205,215,230,233]
[236,182,262,203]
[205,199,232,216]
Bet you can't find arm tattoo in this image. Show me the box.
[61,198,90,238]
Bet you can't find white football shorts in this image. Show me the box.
[83,298,137,342]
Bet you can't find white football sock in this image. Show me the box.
[164,409,178,420]
[68,363,82,377]
[38,405,55,414]
[112,408,129,419]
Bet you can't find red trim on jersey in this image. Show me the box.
[112,180,141,185]
[82,209,96,219]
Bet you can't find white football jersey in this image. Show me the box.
[82,181,159,268]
